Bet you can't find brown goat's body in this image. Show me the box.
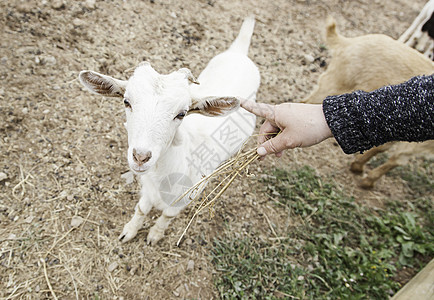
[303,17,434,104]
[303,16,434,189]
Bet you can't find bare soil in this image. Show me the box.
[0,0,429,299]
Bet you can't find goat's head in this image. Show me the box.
[79,63,240,174]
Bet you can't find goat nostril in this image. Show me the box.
[132,149,152,166]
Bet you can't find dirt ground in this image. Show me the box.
[0,0,430,299]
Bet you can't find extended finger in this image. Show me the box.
[240,100,275,120]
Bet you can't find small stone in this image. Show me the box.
[51,0,65,10]
[169,12,177,18]
[8,233,17,240]
[0,172,7,181]
[296,41,304,46]
[1,56,7,64]
[186,260,194,272]
[17,3,33,13]
[297,275,304,281]
[84,0,96,9]
[43,55,57,66]
[22,107,28,114]
[43,109,50,114]
[72,18,85,27]
[71,216,84,227]
[24,216,34,223]
[107,261,118,272]
[304,54,315,63]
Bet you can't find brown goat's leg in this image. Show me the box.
[350,143,394,174]
[359,156,400,189]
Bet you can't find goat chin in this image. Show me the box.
[130,167,150,175]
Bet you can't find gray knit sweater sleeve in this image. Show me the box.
[322,74,434,154]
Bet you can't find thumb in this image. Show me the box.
[257,133,289,156]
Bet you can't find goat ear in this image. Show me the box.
[78,70,127,98]
[188,96,240,117]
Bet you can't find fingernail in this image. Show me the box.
[257,147,267,156]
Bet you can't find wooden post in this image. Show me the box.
[391,259,434,300]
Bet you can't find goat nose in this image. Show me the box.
[132,149,152,166]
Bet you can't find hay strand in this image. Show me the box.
[41,258,59,300]
[176,145,259,246]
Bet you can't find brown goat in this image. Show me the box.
[302,16,434,189]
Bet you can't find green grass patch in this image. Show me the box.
[389,160,433,195]
[368,156,433,195]
[211,166,433,299]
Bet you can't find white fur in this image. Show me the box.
[399,0,434,60]
[79,17,260,245]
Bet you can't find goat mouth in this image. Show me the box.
[131,166,150,174]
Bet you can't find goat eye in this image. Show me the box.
[175,111,186,120]
[123,98,131,109]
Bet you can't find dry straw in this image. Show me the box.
[175,138,262,246]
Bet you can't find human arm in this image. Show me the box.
[241,74,434,157]
[323,74,434,154]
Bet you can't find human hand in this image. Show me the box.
[241,100,333,157]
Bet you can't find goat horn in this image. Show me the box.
[178,68,200,85]
[138,61,151,68]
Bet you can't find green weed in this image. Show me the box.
[211,166,433,299]
[368,156,433,195]
[390,160,433,195]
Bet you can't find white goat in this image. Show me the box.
[78,17,260,245]
[302,16,434,189]
[399,0,434,60]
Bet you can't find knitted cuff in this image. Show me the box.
[322,93,372,154]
